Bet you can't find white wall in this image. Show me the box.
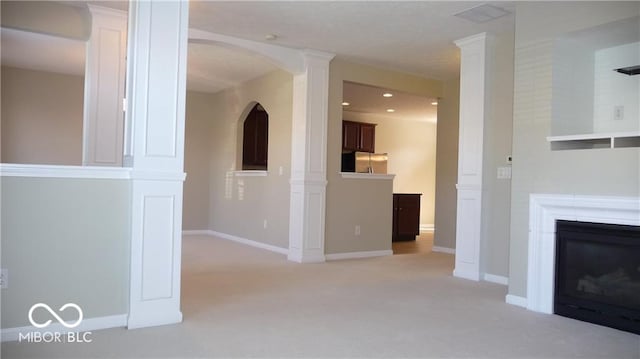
[593,42,640,133]
[552,39,595,136]
[509,2,640,298]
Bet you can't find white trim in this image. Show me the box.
[453,32,492,284]
[453,268,480,281]
[325,250,393,261]
[182,230,211,236]
[483,273,508,286]
[527,194,640,314]
[339,172,396,180]
[234,170,268,177]
[505,294,528,308]
[0,163,131,179]
[419,224,435,232]
[1,314,127,342]
[209,231,288,256]
[546,131,640,149]
[432,246,455,254]
[188,28,306,74]
[129,170,187,181]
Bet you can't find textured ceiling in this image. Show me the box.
[189,1,516,81]
[2,0,515,108]
[342,81,438,123]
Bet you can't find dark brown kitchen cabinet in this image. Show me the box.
[342,120,376,153]
[392,193,421,242]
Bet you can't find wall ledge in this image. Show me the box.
[339,172,395,180]
[234,170,268,177]
[0,163,131,179]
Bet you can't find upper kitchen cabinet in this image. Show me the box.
[342,120,376,152]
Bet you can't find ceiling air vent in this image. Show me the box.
[614,65,640,76]
[454,4,511,24]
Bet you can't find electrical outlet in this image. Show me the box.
[355,225,361,236]
[1,269,8,289]
[263,219,268,229]
[614,105,624,121]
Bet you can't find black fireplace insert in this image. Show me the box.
[554,220,640,334]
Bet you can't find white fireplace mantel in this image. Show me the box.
[527,194,640,314]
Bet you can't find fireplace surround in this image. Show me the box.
[554,220,640,334]
[526,194,640,322]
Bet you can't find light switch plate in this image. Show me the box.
[497,167,512,179]
[1,269,8,289]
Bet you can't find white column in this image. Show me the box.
[288,51,335,263]
[453,33,492,281]
[82,5,127,166]
[125,0,189,329]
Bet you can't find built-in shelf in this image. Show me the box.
[339,172,395,180]
[547,132,640,150]
[234,170,268,177]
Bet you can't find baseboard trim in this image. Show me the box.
[483,273,508,286]
[1,314,127,342]
[127,310,182,330]
[326,250,393,261]
[453,268,480,281]
[505,294,528,308]
[182,230,211,236]
[208,230,288,256]
[432,246,455,254]
[419,224,435,232]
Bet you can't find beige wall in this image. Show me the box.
[206,70,293,249]
[343,111,437,226]
[1,177,130,328]
[1,66,84,165]
[509,2,640,297]
[326,59,442,254]
[183,91,214,230]
[481,27,515,278]
[433,77,460,250]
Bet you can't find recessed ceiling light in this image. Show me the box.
[454,4,511,24]
[265,34,278,41]
[383,93,393,98]
[342,102,350,106]
[431,101,438,105]
[386,109,395,113]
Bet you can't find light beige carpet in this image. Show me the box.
[3,235,639,358]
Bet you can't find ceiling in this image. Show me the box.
[188,1,516,81]
[1,1,515,113]
[343,82,438,123]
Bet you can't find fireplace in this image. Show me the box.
[525,194,640,328]
[554,220,640,334]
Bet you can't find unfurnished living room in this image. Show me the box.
[1,1,639,358]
